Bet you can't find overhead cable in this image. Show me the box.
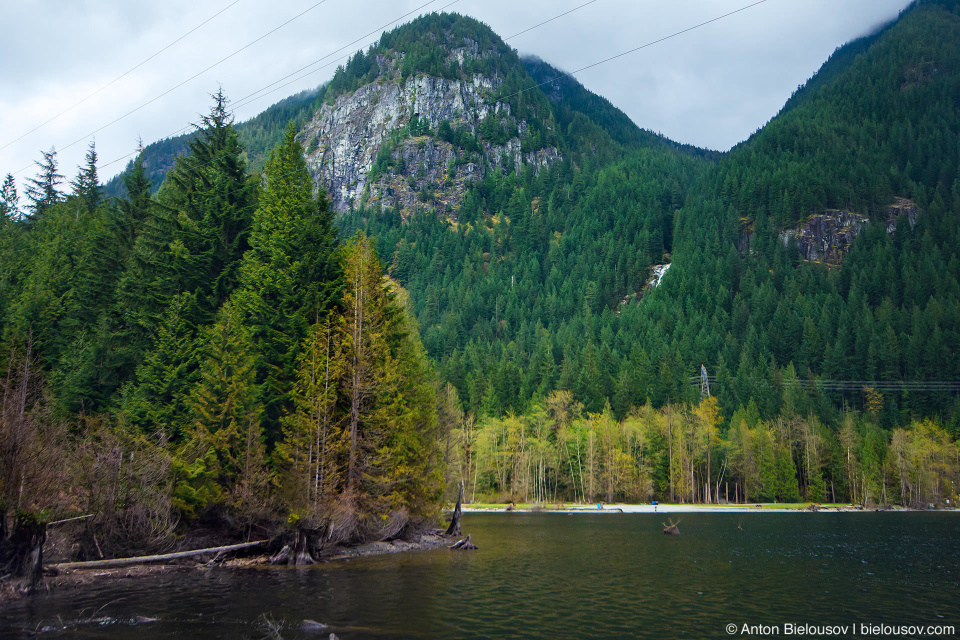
[13,0,335,176]
[0,0,243,153]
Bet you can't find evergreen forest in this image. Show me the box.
[1,95,443,559]
[2,1,960,566]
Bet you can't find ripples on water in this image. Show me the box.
[1,513,957,639]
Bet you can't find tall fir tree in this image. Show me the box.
[233,122,341,443]
[24,148,63,219]
[186,299,268,517]
[70,140,103,212]
[0,173,19,224]
[161,89,257,320]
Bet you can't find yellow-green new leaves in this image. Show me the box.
[278,233,442,537]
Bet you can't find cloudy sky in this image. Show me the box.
[0,0,911,191]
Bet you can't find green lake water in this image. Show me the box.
[2,512,958,639]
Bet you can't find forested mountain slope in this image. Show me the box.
[334,15,711,418]
[656,0,960,423]
[341,0,960,429]
[3,2,960,541]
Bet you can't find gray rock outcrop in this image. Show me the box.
[298,58,559,215]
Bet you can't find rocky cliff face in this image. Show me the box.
[778,197,919,264]
[299,53,559,216]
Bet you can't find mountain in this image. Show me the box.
[522,55,721,162]
[332,1,960,428]
[3,4,960,537]
[90,3,960,427]
[634,0,960,421]
[296,13,566,215]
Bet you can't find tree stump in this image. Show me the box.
[292,529,316,565]
[271,530,316,565]
[0,512,47,593]
[449,534,478,550]
[270,545,292,565]
[445,481,463,537]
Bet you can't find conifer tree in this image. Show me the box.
[24,148,63,219]
[331,233,441,535]
[187,300,268,514]
[70,140,103,212]
[162,89,257,317]
[233,123,341,441]
[115,150,175,354]
[0,173,18,224]
[278,316,345,518]
[124,293,201,438]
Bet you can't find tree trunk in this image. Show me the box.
[292,529,316,565]
[445,481,463,537]
[1,512,46,593]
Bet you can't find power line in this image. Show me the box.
[689,375,960,393]
[504,0,597,42]
[491,0,770,107]
[231,0,458,113]
[0,0,242,154]
[24,0,769,218]
[95,0,598,175]
[96,0,460,174]
[13,0,335,176]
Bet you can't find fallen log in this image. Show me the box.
[50,540,267,571]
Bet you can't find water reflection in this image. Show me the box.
[2,513,957,639]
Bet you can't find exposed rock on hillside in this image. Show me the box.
[778,197,919,264]
[299,27,560,216]
[298,48,559,216]
[780,209,869,264]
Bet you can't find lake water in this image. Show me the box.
[2,512,958,639]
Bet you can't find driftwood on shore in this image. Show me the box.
[50,539,267,571]
[449,534,477,550]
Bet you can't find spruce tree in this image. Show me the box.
[124,292,201,438]
[187,300,266,512]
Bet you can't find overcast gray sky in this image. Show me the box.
[0,0,911,191]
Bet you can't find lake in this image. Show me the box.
[2,512,958,639]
